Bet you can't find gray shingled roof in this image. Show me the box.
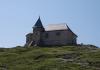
[45,23,77,37]
[45,23,69,31]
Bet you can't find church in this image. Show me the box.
[25,17,77,47]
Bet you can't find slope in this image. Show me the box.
[0,45,100,70]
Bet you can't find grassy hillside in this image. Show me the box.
[0,46,100,70]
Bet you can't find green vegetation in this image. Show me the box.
[0,46,100,70]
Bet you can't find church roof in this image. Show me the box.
[33,17,44,28]
[45,23,69,31]
[45,23,77,37]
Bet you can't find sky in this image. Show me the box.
[0,0,100,48]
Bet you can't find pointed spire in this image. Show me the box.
[33,16,44,28]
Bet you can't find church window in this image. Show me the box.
[45,33,49,38]
[56,32,61,36]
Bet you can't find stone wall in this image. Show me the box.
[42,30,77,46]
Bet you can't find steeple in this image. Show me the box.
[33,17,45,32]
[33,16,44,28]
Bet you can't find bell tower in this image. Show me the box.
[32,17,45,46]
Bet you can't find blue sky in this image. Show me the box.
[0,0,100,48]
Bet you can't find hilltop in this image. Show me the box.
[0,45,100,70]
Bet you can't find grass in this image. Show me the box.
[0,46,100,70]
